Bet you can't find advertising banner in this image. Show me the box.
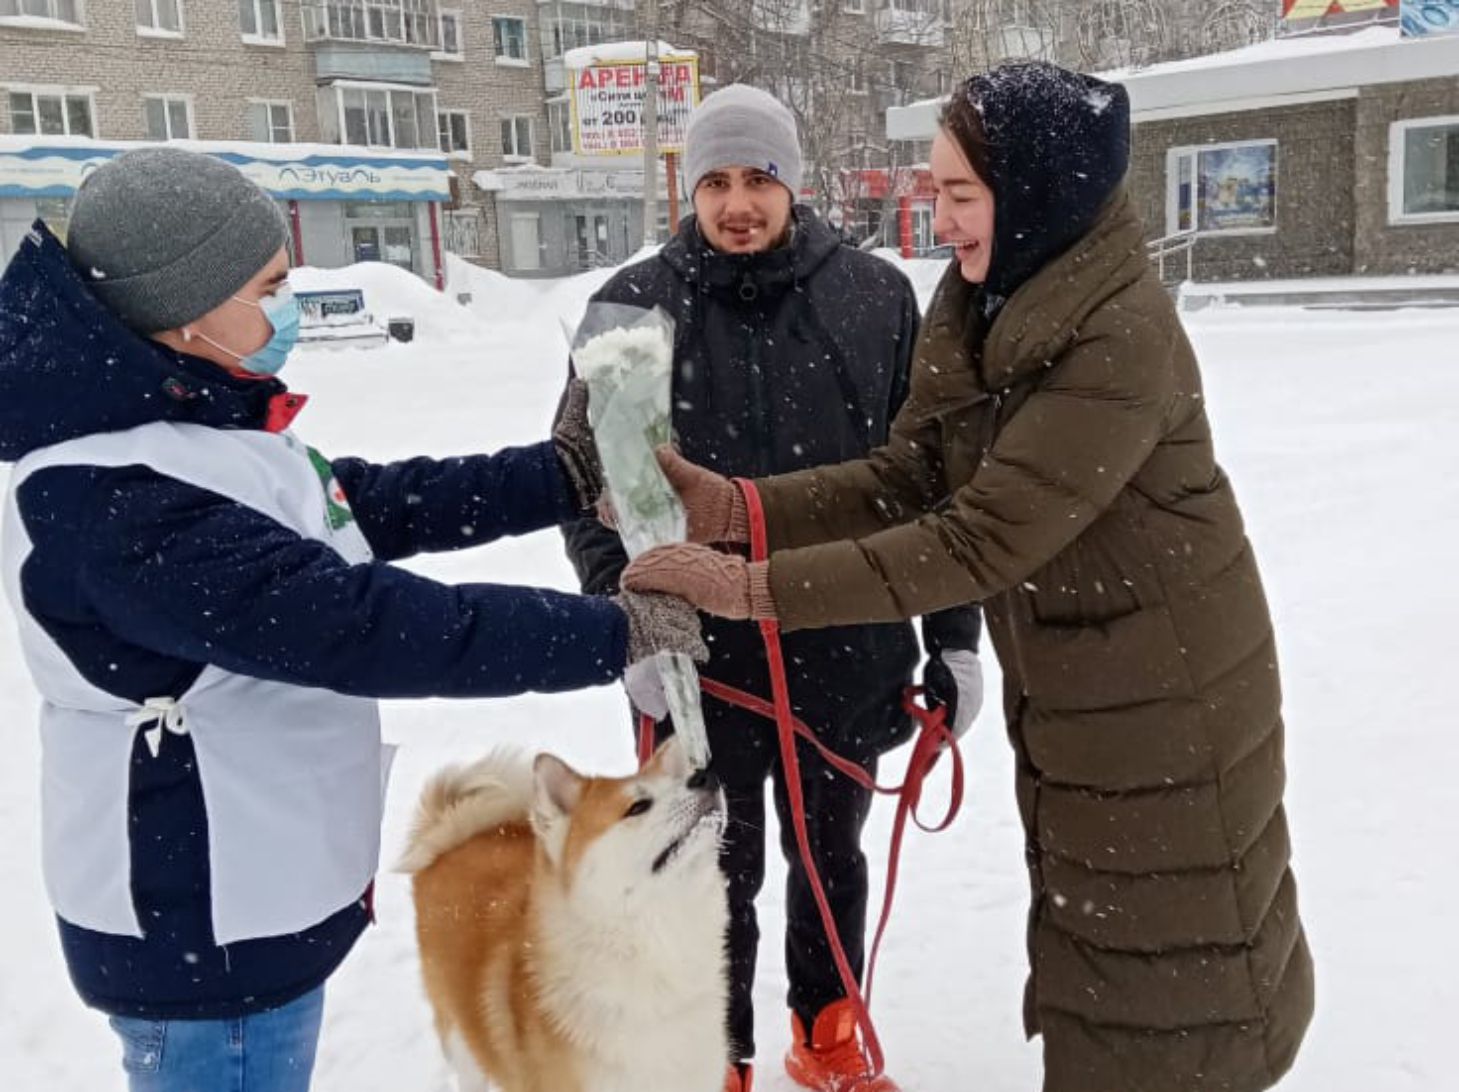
[568,55,700,157]
[1401,0,1459,36]
[0,141,450,201]
[1199,145,1277,231]
[1280,0,1398,34]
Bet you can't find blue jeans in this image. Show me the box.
[108,986,325,1092]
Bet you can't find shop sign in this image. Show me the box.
[1279,0,1397,33]
[0,140,449,201]
[478,168,671,202]
[1401,0,1459,35]
[568,55,700,156]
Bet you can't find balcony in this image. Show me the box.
[302,0,440,50]
[875,4,945,48]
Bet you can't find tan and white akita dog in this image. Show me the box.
[399,736,728,1092]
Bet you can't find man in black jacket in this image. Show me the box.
[560,84,983,1092]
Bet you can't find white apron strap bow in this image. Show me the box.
[125,697,188,759]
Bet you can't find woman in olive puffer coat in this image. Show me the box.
[623,62,1313,1092]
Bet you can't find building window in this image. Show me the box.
[848,61,866,95]
[0,0,83,26]
[303,0,437,48]
[911,204,935,254]
[493,15,527,62]
[135,0,182,35]
[540,0,634,60]
[246,100,294,143]
[8,89,94,137]
[434,7,461,57]
[437,109,470,155]
[843,0,865,12]
[239,0,281,42]
[547,98,572,154]
[143,94,192,140]
[1392,116,1459,223]
[1167,141,1277,236]
[500,115,533,160]
[444,209,481,257]
[333,84,437,150]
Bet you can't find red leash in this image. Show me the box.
[637,481,967,1083]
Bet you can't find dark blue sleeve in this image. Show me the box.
[330,439,580,562]
[76,468,626,699]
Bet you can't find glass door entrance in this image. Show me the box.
[350,224,416,271]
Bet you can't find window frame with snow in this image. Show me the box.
[7,85,96,137]
[143,93,194,141]
[135,0,183,38]
[239,0,283,45]
[0,0,84,29]
[1165,139,1279,238]
[1390,115,1459,226]
[246,99,295,143]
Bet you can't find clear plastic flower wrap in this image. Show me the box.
[569,303,711,770]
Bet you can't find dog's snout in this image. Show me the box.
[686,766,719,793]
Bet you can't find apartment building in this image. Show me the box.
[0,0,551,280]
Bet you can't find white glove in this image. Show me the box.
[925,649,984,739]
[623,657,668,721]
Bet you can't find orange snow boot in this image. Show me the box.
[724,1061,754,1092]
[784,999,900,1092]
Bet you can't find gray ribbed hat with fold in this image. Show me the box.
[684,84,803,197]
[66,147,289,334]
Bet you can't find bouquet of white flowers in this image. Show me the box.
[570,304,711,769]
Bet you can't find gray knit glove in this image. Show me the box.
[613,590,709,666]
[553,378,604,511]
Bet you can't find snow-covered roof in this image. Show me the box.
[562,40,694,68]
[887,26,1459,139]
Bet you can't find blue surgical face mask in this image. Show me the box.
[234,285,301,376]
[194,284,301,377]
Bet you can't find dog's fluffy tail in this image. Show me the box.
[395,748,535,874]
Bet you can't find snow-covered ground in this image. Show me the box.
[1,257,1456,1091]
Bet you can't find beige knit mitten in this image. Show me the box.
[621,544,776,622]
[655,447,750,545]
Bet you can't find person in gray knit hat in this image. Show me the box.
[557,82,983,1092]
[69,146,290,335]
[683,83,803,205]
[0,146,706,1092]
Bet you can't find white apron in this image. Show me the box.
[2,422,393,945]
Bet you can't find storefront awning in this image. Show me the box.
[0,137,452,202]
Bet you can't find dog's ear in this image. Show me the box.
[531,753,584,865]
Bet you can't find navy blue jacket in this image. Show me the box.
[0,223,627,1018]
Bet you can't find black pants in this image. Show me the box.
[651,702,878,1061]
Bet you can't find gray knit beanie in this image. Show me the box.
[67,147,289,334]
[684,84,802,198]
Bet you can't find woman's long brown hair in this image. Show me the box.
[939,87,995,190]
